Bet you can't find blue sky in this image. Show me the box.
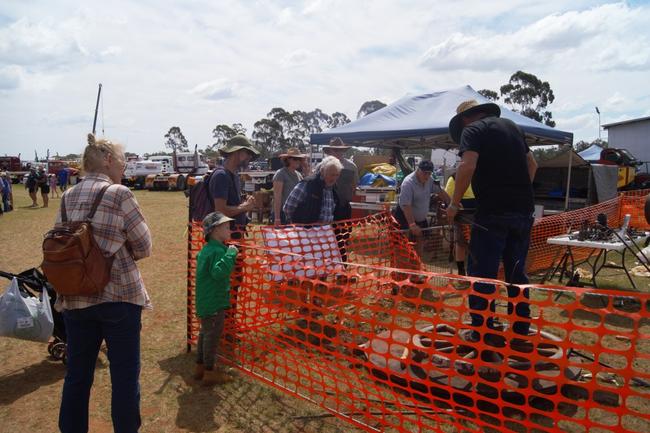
[1,0,649,157]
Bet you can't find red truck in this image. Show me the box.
[0,156,31,184]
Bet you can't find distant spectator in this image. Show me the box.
[1,172,12,212]
[37,166,49,208]
[49,173,59,198]
[26,167,39,207]
[272,148,307,226]
[0,175,4,215]
[58,168,69,192]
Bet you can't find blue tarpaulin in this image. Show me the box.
[311,85,573,149]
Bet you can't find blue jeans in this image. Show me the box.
[59,302,142,433]
[467,213,533,336]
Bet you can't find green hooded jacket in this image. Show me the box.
[195,239,238,318]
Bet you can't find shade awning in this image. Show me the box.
[311,85,573,149]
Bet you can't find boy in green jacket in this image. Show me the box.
[194,211,239,385]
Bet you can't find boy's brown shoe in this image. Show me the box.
[193,364,205,381]
[202,369,233,386]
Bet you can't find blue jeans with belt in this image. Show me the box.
[467,213,534,336]
[59,302,142,433]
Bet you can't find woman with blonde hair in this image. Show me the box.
[56,134,152,433]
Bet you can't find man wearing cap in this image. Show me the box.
[272,148,307,226]
[322,137,358,221]
[209,135,260,235]
[446,99,537,337]
[395,160,450,238]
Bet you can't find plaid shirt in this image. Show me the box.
[53,173,153,311]
[283,176,335,223]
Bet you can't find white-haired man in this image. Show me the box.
[283,156,343,225]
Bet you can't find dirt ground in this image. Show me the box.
[0,188,358,433]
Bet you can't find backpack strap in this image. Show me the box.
[60,184,111,223]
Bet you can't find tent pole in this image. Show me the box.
[564,145,574,211]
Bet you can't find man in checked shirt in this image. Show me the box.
[56,134,152,433]
[283,155,344,225]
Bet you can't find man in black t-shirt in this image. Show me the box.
[447,99,538,337]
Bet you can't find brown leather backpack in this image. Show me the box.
[41,184,114,296]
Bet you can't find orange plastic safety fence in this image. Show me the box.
[187,211,422,347]
[187,211,650,433]
[527,190,650,274]
[620,189,650,231]
[526,196,623,274]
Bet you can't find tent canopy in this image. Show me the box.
[538,150,588,168]
[578,144,603,161]
[311,85,573,149]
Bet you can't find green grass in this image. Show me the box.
[528,245,650,292]
[0,187,358,433]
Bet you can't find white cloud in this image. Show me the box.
[302,0,328,15]
[555,112,597,134]
[0,17,86,68]
[100,46,122,57]
[189,79,240,101]
[602,92,632,111]
[276,7,294,26]
[280,49,314,68]
[0,65,24,90]
[0,1,648,156]
[420,3,650,73]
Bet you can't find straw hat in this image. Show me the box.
[323,137,351,150]
[448,99,501,144]
[279,147,308,160]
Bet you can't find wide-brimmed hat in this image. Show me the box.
[279,147,308,160]
[218,135,260,159]
[202,211,234,239]
[323,137,351,150]
[448,99,501,144]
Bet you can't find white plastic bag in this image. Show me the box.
[0,277,54,342]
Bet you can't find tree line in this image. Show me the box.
[161,70,564,160]
[58,70,605,161]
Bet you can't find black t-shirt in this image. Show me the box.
[459,116,534,216]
